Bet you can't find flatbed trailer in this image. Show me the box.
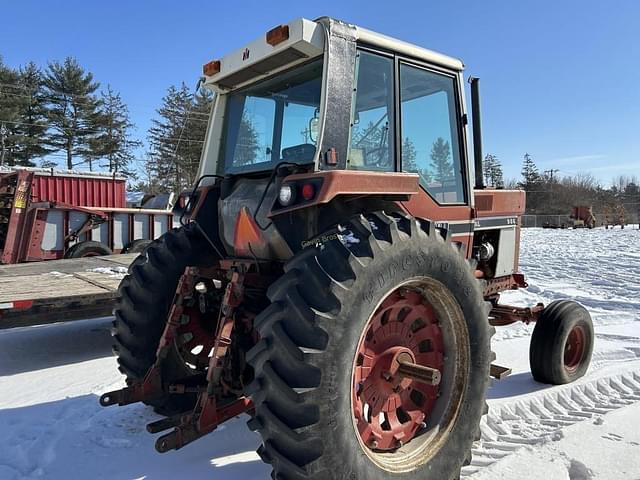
[0,253,138,328]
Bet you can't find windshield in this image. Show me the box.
[221,59,323,173]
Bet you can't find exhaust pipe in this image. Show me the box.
[469,77,484,190]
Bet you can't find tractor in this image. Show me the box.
[100,17,594,479]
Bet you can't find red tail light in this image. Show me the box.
[301,183,315,201]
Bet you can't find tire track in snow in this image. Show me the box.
[462,370,640,477]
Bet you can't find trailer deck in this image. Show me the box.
[0,253,137,328]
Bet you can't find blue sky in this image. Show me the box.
[2,0,638,185]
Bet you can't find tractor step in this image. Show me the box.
[490,364,512,380]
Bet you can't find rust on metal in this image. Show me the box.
[483,273,528,297]
[489,302,544,326]
[352,289,444,451]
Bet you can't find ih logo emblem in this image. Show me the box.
[242,48,250,61]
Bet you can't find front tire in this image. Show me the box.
[246,212,491,479]
[529,300,594,385]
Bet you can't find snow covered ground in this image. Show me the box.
[0,227,638,479]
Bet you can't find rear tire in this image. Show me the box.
[529,300,594,385]
[64,240,112,258]
[246,212,491,480]
[123,239,152,254]
[111,224,216,414]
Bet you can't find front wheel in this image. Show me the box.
[529,300,594,385]
[246,212,492,479]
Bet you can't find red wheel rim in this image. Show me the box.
[175,281,218,372]
[352,288,444,452]
[564,325,586,372]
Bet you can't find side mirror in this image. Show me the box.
[309,108,320,143]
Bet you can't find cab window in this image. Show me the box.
[347,51,395,172]
[399,63,465,203]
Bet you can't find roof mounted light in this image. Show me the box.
[266,25,289,46]
[203,60,221,76]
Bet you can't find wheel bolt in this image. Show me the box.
[369,439,378,449]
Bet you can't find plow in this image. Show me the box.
[100,17,594,479]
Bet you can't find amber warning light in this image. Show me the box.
[266,25,289,46]
[203,60,221,76]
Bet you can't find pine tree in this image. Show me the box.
[147,84,213,193]
[402,137,418,173]
[518,153,541,189]
[491,157,504,188]
[233,113,260,166]
[483,154,496,185]
[43,57,100,170]
[0,57,22,166]
[483,153,504,188]
[430,137,453,185]
[89,85,141,176]
[12,62,51,166]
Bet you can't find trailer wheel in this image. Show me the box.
[122,239,152,254]
[529,300,594,385]
[111,224,217,414]
[64,240,113,258]
[246,212,492,480]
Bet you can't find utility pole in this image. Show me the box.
[544,169,559,182]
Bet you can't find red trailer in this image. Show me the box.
[0,168,173,264]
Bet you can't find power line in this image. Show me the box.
[0,119,206,142]
[0,83,212,118]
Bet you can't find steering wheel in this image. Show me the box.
[364,146,390,169]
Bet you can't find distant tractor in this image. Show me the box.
[604,204,626,229]
[100,18,594,479]
[570,206,596,229]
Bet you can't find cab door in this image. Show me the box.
[395,60,474,256]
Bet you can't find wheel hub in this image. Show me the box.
[352,289,444,451]
[564,324,586,372]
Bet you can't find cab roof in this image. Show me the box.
[203,17,464,91]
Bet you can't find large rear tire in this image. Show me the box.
[246,212,492,480]
[111,224,216,414]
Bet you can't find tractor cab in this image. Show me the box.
[194,17,523,286]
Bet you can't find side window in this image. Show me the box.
[399,63,465,203]
[348,51,395,171]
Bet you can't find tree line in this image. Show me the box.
[511,153,639,217]
[0,56,212,191]
[0,56,141,175]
